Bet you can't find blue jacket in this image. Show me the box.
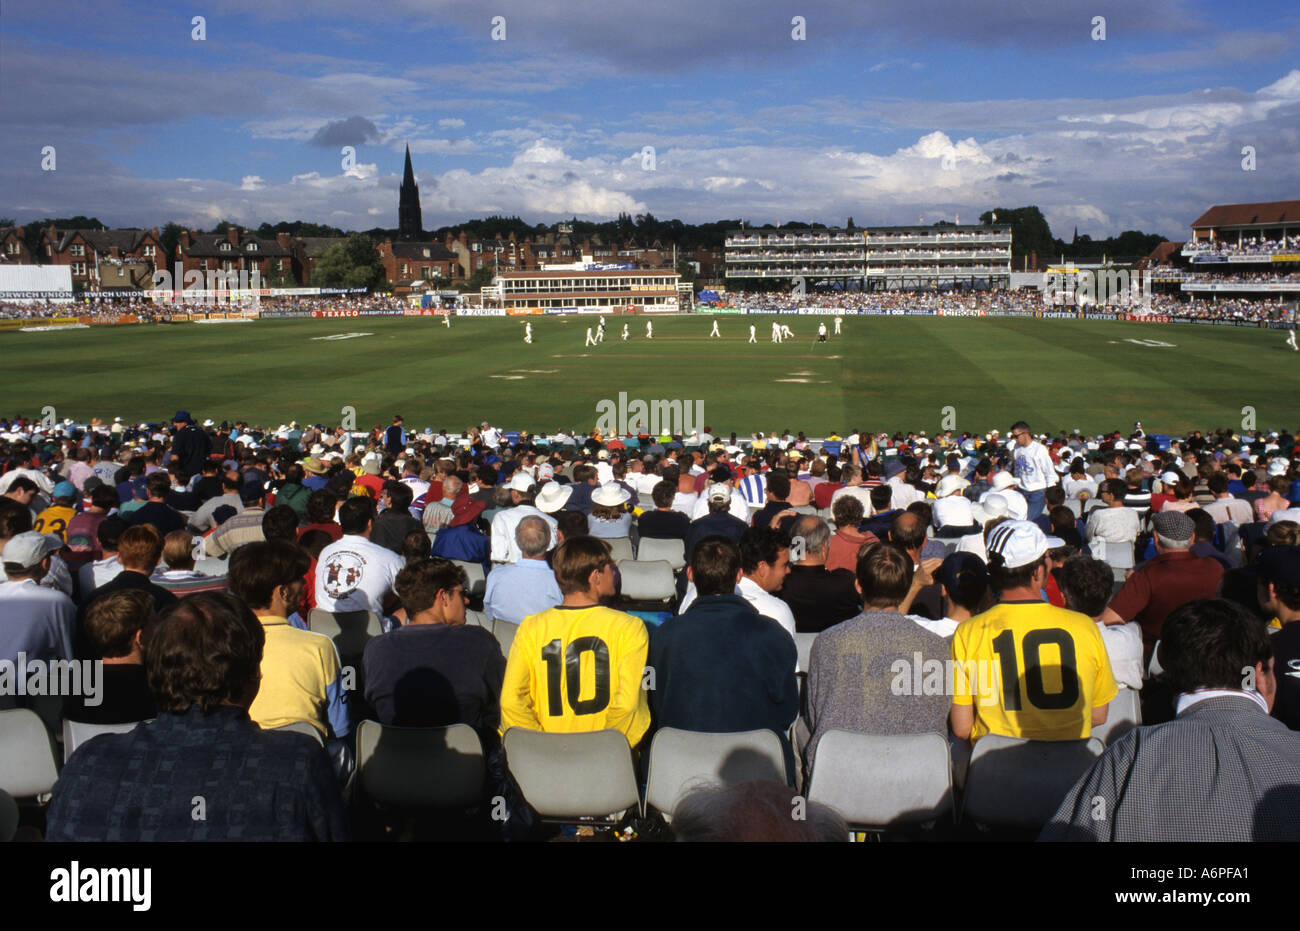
[431,523,490,571]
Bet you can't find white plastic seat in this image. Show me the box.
[451,560,487,597]
[643,727,788,821]
[617,559,675,602]
[308,608,384,660]
[353,720,485,810]
[1090,688,1142,746]
[502,727,639,823]
[62,718,145,763]
[264,720,325,746]
[807,730,953,831]
[604,537,635,563]
[0,709,60,803]
[793,632,816,675]
[961,734,1104,830]
[635,536,685,570]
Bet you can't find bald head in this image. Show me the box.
[515,515,551,559]
[442,475,463,499]
[890,511,926,556]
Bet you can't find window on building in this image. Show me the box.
[71,261,86,276]
[401,263,409,276]
[278,259,285,271]
[220,242,231,252]
[70,244,85,256]
[143,245,155,257]
[246,243,258,251]
[4,242,17,254]
[422,248,431,258]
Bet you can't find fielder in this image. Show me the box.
[622,322,630,341]
[646,320,653,339]
[585,327,597,347]
[834,315,842,335]
[748,324,757,343]
[444,311,451,328]
[596,321,605,342]
[709,319,721,338]
[780,324,795,340]
[771,321,781,344]
[525,322,533,344]
[1288,326,1298,352]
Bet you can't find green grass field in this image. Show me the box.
[1,314,1295,437]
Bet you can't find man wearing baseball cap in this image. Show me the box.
[950,521,1117,743]
[168,410,211,478]
[34,481,78,542]
[489,472,556,565]
[1099,509,1225,662]
[0,532,76,664]
[1257,545,1300,729]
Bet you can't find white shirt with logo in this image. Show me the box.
[314,534,404,615]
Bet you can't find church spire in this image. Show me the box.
[398,144,423,241]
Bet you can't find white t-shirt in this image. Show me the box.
[1099,620,1145,691]
[490,505,558,564]
[1085,506,1140,543]
[314,534,405,615]
[933,495,975,529]
[1062,475,1098,499]
[678,575,796,639]
[670,491,699,518]
[830,485,875,515]
[689,489,750,523]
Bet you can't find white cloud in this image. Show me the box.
[239,175,266,191]
[438,118,467,129]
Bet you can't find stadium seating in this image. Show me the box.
[353,720,485,811]
[604,537,635,562]
[1090,688,1142,746]
[616,559,675,604]
[961,734,1104,831]
[62,718,145,763]
[0,709,60,804]
[308,608,384,661]
[643,727,788,821]
[635,536,685,569]
[793,633,816,675]
[452,559,487,596]
[502,727,639,824]
[265,720,325,746]
[806,730,954,832]
[0,789,17,842]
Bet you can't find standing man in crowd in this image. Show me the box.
[1009,421,1057,521]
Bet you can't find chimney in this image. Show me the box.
[180,230,191,251]
[151,227,160,238]
[227,226,240,246]
[276,232,293,249]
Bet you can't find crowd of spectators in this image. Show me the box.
[2,410,1298,843]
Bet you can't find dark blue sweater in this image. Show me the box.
[648,593,799,778]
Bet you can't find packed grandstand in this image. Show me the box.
[1,408,1298,842]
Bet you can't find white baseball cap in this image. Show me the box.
[985,520,1065,569]
[706,482,732,503]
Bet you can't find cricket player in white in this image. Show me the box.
[443,311,451,328]
[524,322,533,344]
[709,319,720,338]
[748,324,757,343]
[817,321,827,342]
[834,315,842,335]
[622,322,629,340]
[1288,326,1298,351]
[585,327,597,347]
[771,321,781,343]
[645,320,653,339]
[596,321,605,342]
[780,323,794,339]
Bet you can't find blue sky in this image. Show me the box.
[1,0,1297,239]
